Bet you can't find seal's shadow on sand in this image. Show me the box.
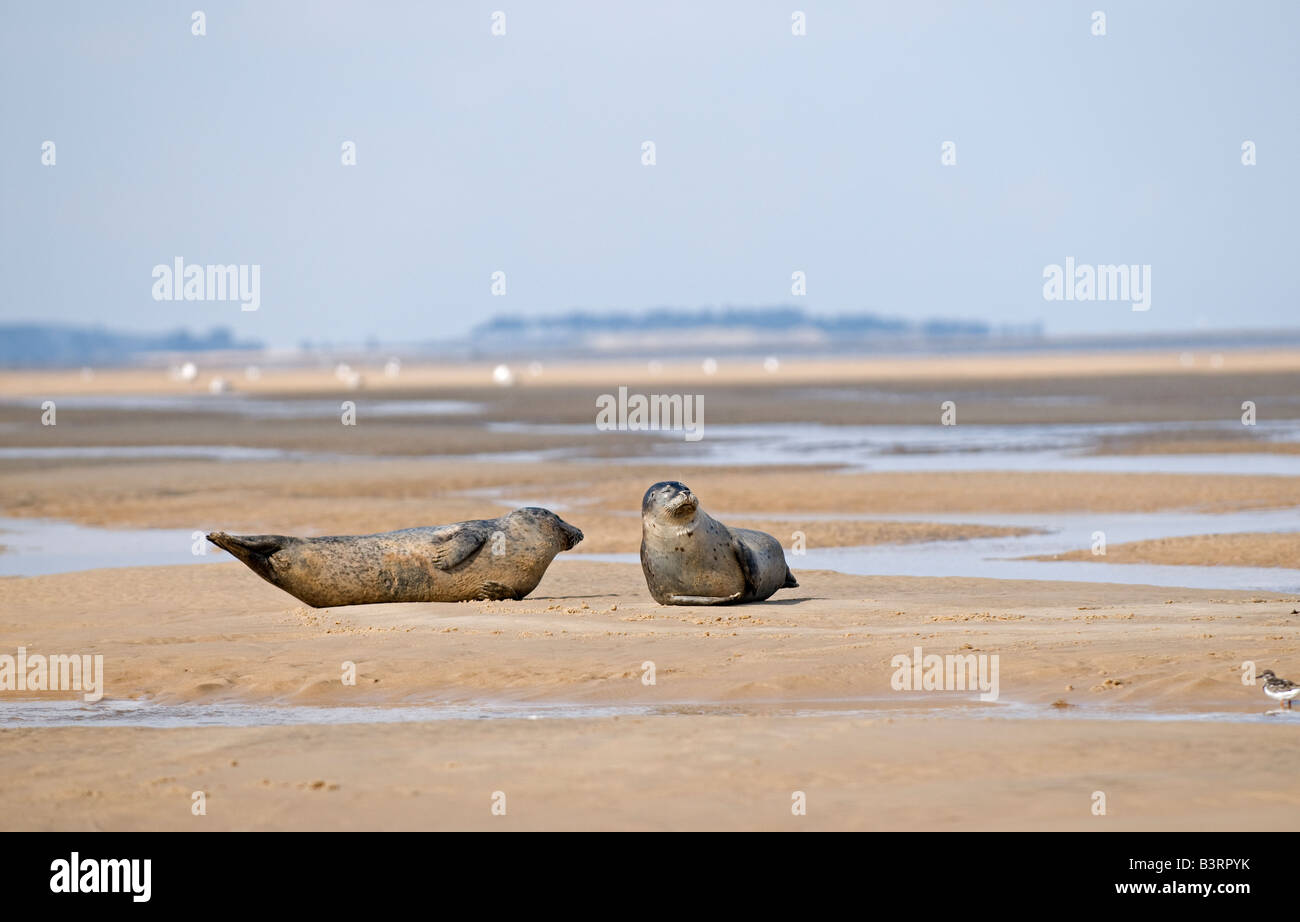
[530,595,818,605]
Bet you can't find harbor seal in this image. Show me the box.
[640,481,797,605]
[207,507,583,607]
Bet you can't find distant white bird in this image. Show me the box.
[1258,669,1299,709]
[492,364,514,386]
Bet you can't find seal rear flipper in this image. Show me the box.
[206,531,288,581]
[428,525,490,571]
[729,534,760,598]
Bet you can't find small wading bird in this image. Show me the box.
[1258,669,1299,709]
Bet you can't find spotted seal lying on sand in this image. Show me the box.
[207,508,583,607]
[640,481,797,605]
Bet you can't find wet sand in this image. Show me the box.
[3,348,1300,830]
[7,558,1298,707]
[4,558,1299,830]
[1036,532,1300,569]
[8,717,1299,831]
[6,461,1300,535]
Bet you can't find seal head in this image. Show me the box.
[642,481,698,519]
[511,506,584,551]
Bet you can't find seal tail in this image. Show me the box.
[783,567,799,589]
[207,531,286,581]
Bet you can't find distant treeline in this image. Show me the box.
[476,307,1000,338]
[0,324,262,367]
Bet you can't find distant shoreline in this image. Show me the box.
[5,319,1300,369]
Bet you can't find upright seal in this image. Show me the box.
[208,507,583,607]
[640,481,797,605]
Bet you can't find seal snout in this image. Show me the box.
[561,522,584,550]
[665,487,697,515]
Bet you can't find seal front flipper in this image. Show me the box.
[666,591,744,605]
[473,580,518,601]
[427,524,490,570]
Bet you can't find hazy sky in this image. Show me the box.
[2,1,1297,347]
